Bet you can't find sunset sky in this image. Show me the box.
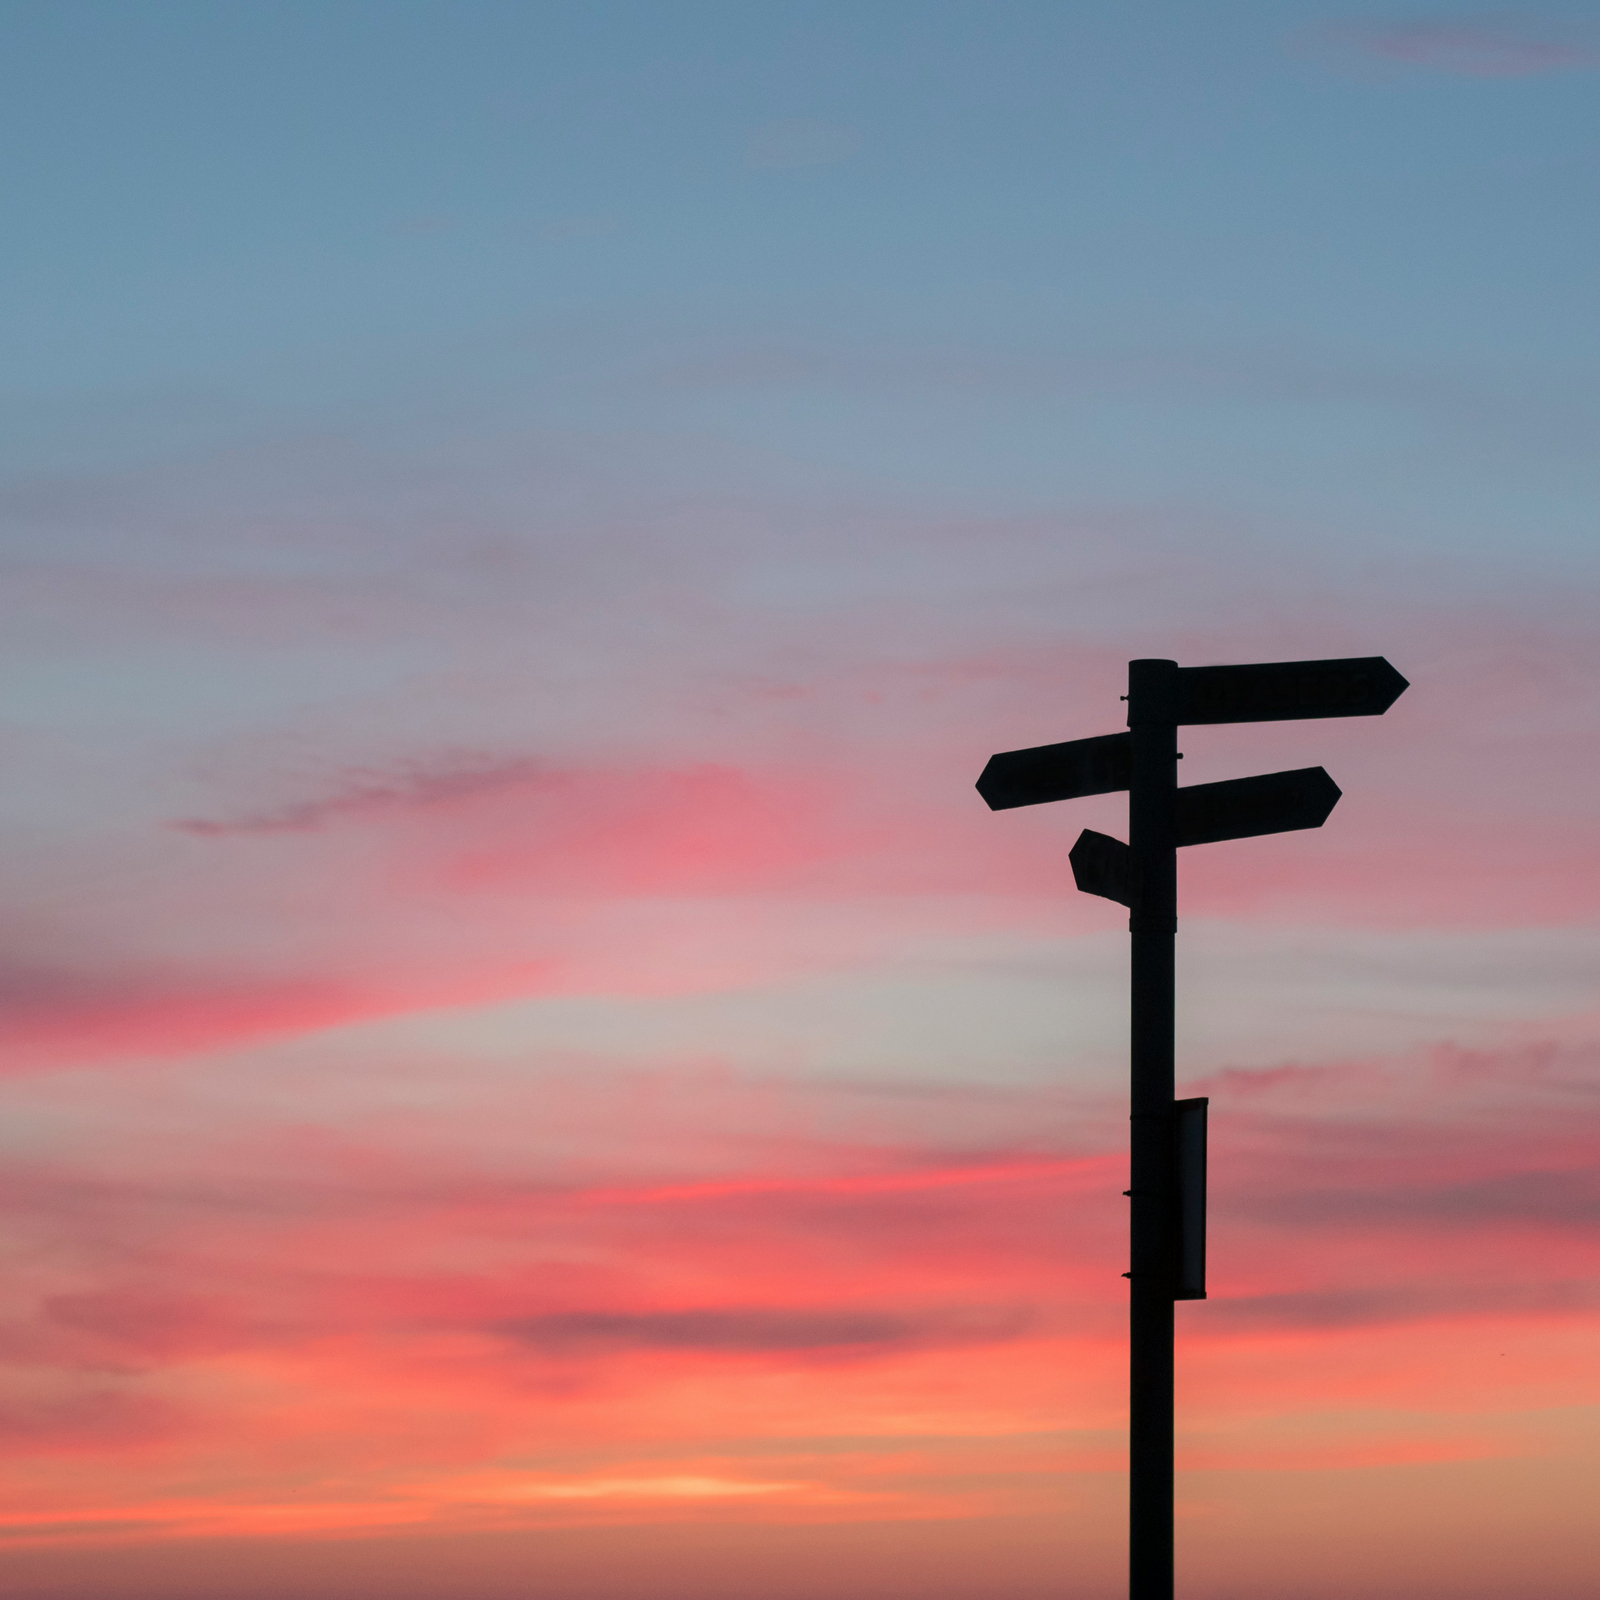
[2,3,1598,1597]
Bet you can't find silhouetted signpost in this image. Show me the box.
[977,655,1407,1600]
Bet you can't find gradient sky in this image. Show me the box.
[2,4,1598,1598]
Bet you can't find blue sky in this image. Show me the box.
[8,2,1599,545]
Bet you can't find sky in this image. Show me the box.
[1,2,1598,1597]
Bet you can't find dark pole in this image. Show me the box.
[1127,658,1178,1600]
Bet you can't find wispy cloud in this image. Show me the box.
[171,754,552,836]
[1308,18,1598,78]
[1206,1277,1600,1332]
[743,120,860,170]
[497,1304,1033,1359]
[0,960,376,1066]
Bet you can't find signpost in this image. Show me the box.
[977,654,1407,1600]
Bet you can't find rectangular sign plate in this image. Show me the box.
[1176,766,1340,847]
[1175,1097,1208,1301]
[1176,656,1407,726]
[977,731,1131,811]
[1069,828,1133,906]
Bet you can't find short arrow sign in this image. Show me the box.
[1176,656,1407,726]
[1176,766,1341,847]
[1070,828,1134,906]
[977,731,1131,811]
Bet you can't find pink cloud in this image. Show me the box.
[0,1392,188,1458]
[744,120,860,170]
[1310,19,1598,78]
[436,762,854,897]
[0,606,1579,1085]
[171,754,871,896]
[0,960,564,1071]
[494,1304,1036,1361]
[0,1037,1592,1587]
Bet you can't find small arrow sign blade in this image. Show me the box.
[1176,767,1341,846]
[1070,828,1133,906]
[977,731,1131,811]
[1175,656,1407,725]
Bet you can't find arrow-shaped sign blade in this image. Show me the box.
[1070,828,1133,906]
[1175,656,1407,725]
[1176,766,1341,847]
[977,731,1131,811]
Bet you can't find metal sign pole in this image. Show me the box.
[1127,658,1178,1600]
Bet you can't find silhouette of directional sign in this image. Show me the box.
[1176,656,1407,726]
[1070,828,1133,906]
[977,731,1130,811]
[978,651,1408,1600]
[1176,767,1340,847]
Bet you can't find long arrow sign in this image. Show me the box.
[976,730,1130,810]
[1069,767,1341,905]
[1176,655,1407,725]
